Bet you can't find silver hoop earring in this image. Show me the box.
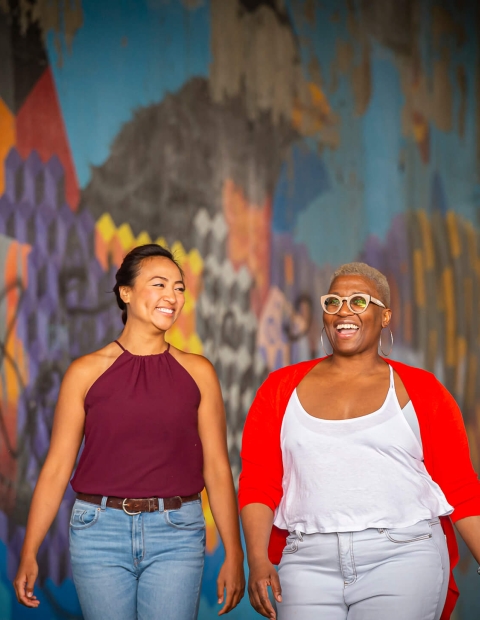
[379,327,393,357]
[320,327,333,357]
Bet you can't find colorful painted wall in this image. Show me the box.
[1,0,480,618]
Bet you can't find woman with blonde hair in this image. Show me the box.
[240,262,480,620]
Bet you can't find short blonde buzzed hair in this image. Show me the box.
[331,262,390,307]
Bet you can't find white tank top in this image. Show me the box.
[273,366,453,534]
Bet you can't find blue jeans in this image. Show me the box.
[69,497,205,620]
[277,518,449,620]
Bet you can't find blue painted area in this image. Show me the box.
[46,0,211,187]
[272,143,330,233]
[294,173,365,267]
[431,172,448,214]
[0,538,82,620]
[361,46,406,240]
[455,563,480,620]
[286,0,352,89]
[198,530,261,620]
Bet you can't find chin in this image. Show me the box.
[151,317,175,331]
[334,342,361,356]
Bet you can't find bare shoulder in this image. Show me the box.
[64,342,124,398]
[169,346,218,388]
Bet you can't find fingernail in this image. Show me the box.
[27,592,32,598]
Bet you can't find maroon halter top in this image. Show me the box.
[71,341,204,498]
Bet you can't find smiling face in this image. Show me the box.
[323,275,391,357]
[119,256,185,332]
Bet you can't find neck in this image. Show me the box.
[118,322,168,356]
[325,348,388,375]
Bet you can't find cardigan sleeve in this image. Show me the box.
[428,379,480,522]
[238,373,284,513]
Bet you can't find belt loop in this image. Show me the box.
[100,496,108,511]
[158,498,164,513]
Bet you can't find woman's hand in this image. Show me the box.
[217,553,245,614]
[14,555,40,608]
[247,557,282,619]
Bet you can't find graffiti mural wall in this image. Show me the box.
[1,0,480,618]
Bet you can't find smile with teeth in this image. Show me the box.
[336,323,359,332]
[156,307,174,315]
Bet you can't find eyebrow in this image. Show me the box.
[148,276,185,285]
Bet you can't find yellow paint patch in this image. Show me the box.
[136,231,152,246]
[417,210,434,270]
[154,236,168,248]
[446,211,461,259]
[187,248,203,276]
[117,223,135,251]
[96,213,117,243]
[412,115,428,143]
[292,81,332,135]
[170,240,186,263]
[183,289,196,314]
[442,267,456,367]
[413,249,425,308]
[166,325,186,350]
[0,98,16,196]
[187,333,203,355]
[201,489,219,554]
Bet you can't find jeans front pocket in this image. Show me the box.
[381,520,432,544]
[70,501,101,530]
[164,500,205,530]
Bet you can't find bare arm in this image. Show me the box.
[194,357,245,615]
[455,516,480,565]
[241,503,282,619]
[13,360,88,607]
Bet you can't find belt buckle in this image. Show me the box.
[122,498,142,516]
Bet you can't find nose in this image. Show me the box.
[338,300,353,316]
[161,288,176,303]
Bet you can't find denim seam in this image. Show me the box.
[384,529,432,544]
[346,532,358,586]
[70,508,100,530]
[139,515,145,564]
[190,537,206,620]
[337,535,348,586]
[428,522,444,571]
[163,506,205,531]
[345,532,357,586]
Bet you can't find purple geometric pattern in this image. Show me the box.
[0,148,122,586]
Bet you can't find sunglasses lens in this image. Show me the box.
[350,295,368,313]
[323,296,341,313]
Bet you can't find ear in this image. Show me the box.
[382,308,392,327]
[119,286,131,305]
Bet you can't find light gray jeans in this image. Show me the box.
[277,518,449,620]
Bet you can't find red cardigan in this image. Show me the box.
[239,357,480,620]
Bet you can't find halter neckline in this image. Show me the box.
[114,340,170,356]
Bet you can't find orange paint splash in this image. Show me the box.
[222,179,271,316]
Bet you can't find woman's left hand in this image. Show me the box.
[217,554,246,615]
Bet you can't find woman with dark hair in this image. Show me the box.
[239,262,480,620]
[14,244,245,619]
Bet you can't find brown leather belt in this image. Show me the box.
[76,492,201,515]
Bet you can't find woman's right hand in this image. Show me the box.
[14,556,40,608]
[247,557,282,619]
